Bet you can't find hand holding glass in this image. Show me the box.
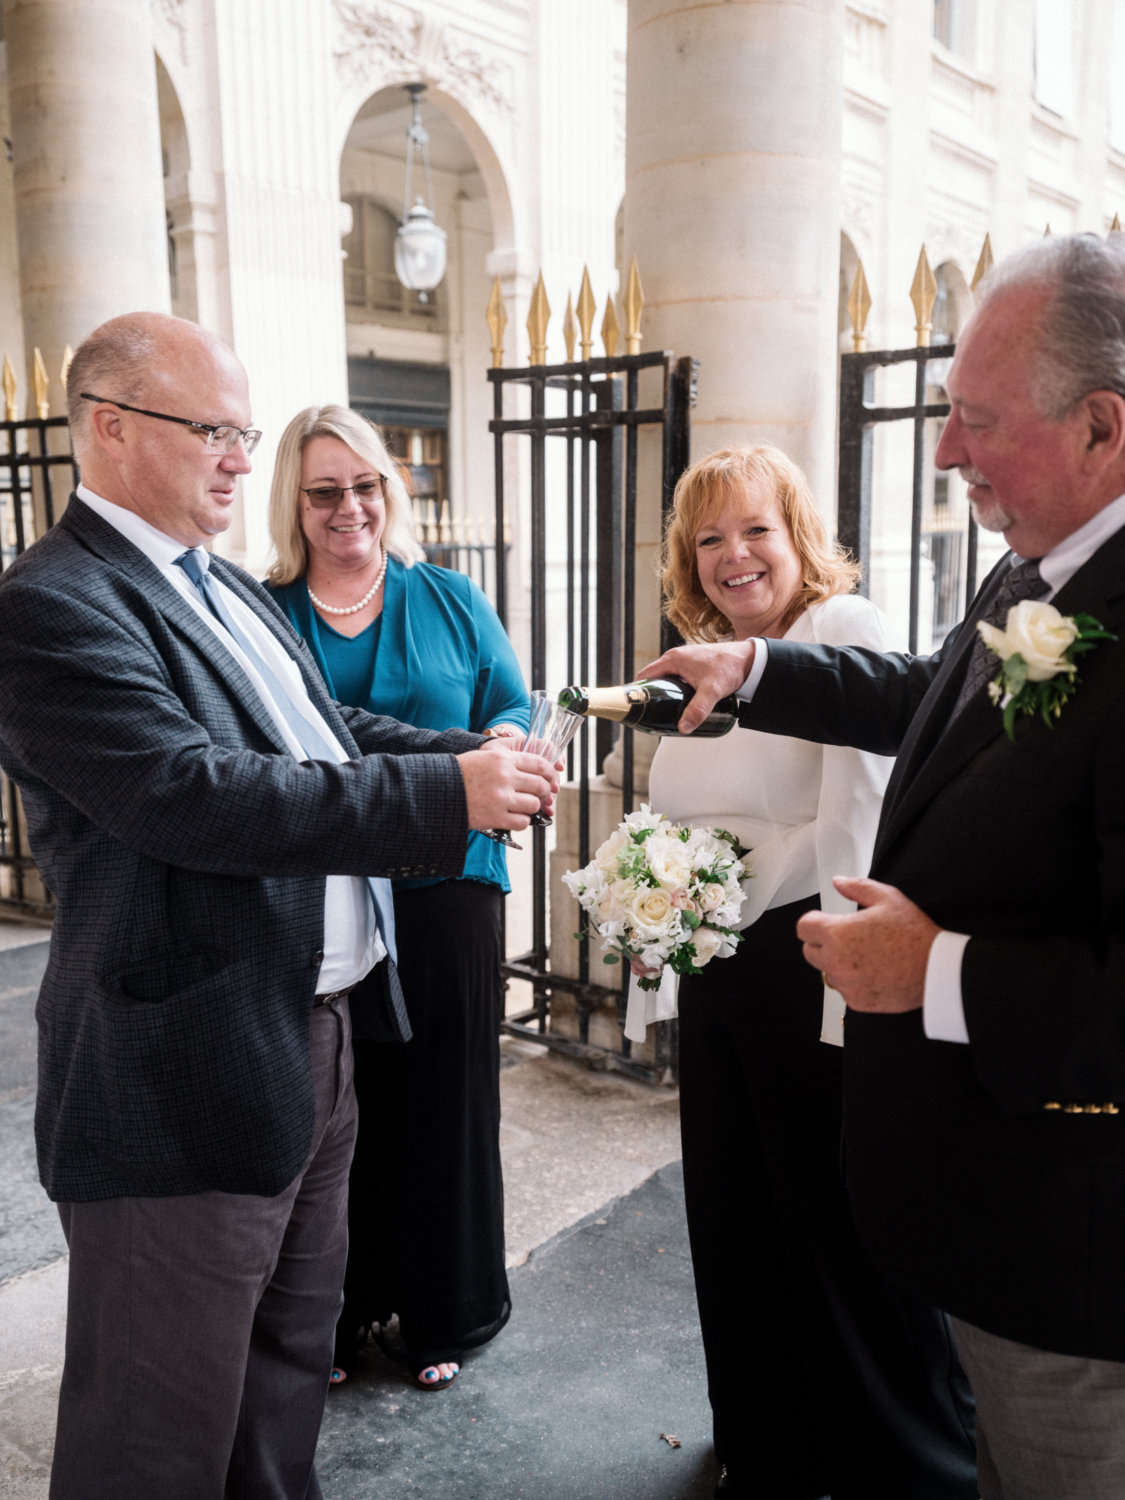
[480,693,582,846]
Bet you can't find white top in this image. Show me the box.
[627,593,895,1045]
[75,485,383,992]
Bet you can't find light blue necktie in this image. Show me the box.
[175,548,397,964]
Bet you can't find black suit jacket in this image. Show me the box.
[0,497,483,1203]
[741,525,1125,1359]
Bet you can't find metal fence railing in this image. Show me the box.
[0,414,78,921]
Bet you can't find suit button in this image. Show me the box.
[1084,1104,1103,1114]
[1064,1103,1082,1113]
[310,950,324,969]
[1043,1101,1061,1111]
[1105,1103,1121,1115]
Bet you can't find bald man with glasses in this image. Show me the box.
[0,312,556,1500]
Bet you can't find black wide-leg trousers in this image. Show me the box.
[339,879,510,1371]
[678,896,978,1500]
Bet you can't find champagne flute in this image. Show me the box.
[523,694,583,828]
[479,696,546,849]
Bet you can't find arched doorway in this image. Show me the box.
[339,86,500,572]
[156,56,192,321]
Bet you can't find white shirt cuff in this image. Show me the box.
[735,638,769,702]
[922,930,971,1043]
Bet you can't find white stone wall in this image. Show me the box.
[841,0,1125,648]
[1,0,1124,629]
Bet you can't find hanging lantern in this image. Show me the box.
[394,83,447,300]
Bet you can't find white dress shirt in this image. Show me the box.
[632,594,896,1047]
[75,485,384,992]
[739,492,1125,1046]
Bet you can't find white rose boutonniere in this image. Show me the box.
[977,600,1116,738]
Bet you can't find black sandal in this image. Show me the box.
[410,1361,460,1393]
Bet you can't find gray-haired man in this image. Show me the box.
[644,233,1125,1498]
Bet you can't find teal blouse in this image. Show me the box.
[266,557,530,891]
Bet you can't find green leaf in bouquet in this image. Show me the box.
[681,909,701,930]
[602,953,620,965]
[573,931,587,942]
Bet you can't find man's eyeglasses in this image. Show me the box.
[80,393,262,455]
[300,480,385,508]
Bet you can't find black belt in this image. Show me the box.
[313,983,357,1008]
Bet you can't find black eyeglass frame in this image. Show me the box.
[79,392,262,455]
[299,479,387,509]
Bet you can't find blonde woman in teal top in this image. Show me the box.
[266,405,529,1396]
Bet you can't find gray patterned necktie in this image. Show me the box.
[951,556,1049,719]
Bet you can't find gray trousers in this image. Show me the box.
[49,997,357,1500]
[952,1317,1125,1500]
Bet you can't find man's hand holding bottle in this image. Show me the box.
[636,640,757,734]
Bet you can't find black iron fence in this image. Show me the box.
[837,342,980,653]
[0,415,78,920]
[489,349,695,1085]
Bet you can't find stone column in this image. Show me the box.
[624,0,845,672]
[4,0,169,413]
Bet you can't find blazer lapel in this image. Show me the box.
[873,554,1012,862]
[60,500,289,755]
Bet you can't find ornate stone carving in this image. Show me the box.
[332,0,511,114]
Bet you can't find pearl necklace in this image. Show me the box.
[307,549,388,616]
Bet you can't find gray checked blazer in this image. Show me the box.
[0,496,483,1203]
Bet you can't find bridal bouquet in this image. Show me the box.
[562,805,749,991]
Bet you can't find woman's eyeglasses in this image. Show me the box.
[300,480,385,508]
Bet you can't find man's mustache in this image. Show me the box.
[959,466,989,486]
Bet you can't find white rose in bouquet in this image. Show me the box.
[628,885,678,937]
[646,833,694,892]
[689,927,726,967]
[698,882,727,913]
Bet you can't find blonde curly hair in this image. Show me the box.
[662,445,860,642]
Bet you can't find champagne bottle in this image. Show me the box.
[558,675,738,738]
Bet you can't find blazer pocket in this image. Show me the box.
[105,948,234,1004]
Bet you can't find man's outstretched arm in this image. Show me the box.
[641,635,948,753]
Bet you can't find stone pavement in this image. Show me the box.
[0,932,711,1499]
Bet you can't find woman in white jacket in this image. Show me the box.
[645,447,977,1500]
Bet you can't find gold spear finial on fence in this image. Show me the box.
[32,348,49,419]
[601,295,620,359]
[60,345,74,391]
[486,276,507,368]
[562,292,578,362]
[1043,223,1052,236]
[622,255,644,355]
[971,233,994,292]
[527,272,550,365]
[909,245,937,348]
[847,261,872,352]
[576,266,595,361]
[2,355,17,421]
[1112,213,1123,235]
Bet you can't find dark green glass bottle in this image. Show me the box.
[558,675,738,738]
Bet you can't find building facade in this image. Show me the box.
[1,0,1124,664]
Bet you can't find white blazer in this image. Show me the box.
[627,593,896,1046]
